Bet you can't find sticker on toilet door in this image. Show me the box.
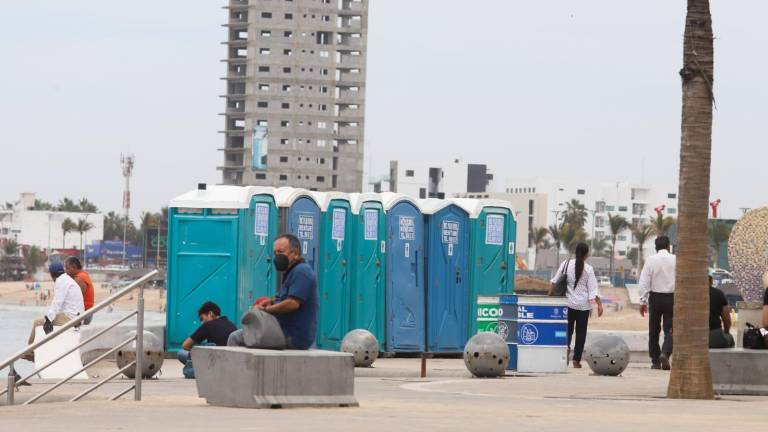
[485,215,505,245]
[448,243,454,257]
[331,209,346,241]
[254,203,270,236]
[404,242,410,258]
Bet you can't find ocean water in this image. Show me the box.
[0,305,165,377]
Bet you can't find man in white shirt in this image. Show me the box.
[23,261,84,360]
[638,236,676,370]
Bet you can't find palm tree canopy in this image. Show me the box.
[630,223,655,246]
[562,199,588,229]
[650,214,676,237]
[548,224,563,244]
[708,220,731,246]
[530,227,550,248]
[61,218,76,233]
[591,237,609,257]
[561,223,588,253]
[76,218,94,234]
[608,213,630,237]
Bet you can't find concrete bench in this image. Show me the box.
[191,346,358,408]
[710,348,768,396]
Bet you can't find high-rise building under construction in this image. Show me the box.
[220,0,368,192]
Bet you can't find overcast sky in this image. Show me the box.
[1,0,765,220]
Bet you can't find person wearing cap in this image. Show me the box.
[23,262,84,360]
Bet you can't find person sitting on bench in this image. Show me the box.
[709,275,735,348]
[178,301,236,378]
[228,234,318,350]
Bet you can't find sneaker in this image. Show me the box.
[651,362,662,370]
[660,354,671,370]
[572,360,582,369]
[13,372,31,387]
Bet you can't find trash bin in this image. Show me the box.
[422,199,470,353]
[311,191,353,350]
[166,185,278,352]
[514,295,568,373]
[348,193,386,346]
[382,193,425,353]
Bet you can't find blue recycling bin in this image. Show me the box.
[422,199,470,353]
[166,185,278,352]
[382,193,425,352]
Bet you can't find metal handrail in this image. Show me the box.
[2,269,158,405]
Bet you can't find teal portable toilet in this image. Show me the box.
[348,193,386,346]
[166,185,278,352]
[421,199,471,353]
[310,191,353,350]
[381,193,425,353]
[454,199,517,336]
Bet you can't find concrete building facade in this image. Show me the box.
[378,159,495,198]
[220,0,368,192]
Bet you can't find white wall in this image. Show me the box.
[13,210,105,251]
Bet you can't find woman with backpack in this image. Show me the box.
[550,242,604,368]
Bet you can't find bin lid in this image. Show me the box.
[452,198,516,220]
[349,193,383,215]
[379,192,421,212]
[275,187,317,208]
[169,185,276,209]
[308,191,350,211]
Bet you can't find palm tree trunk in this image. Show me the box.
[667,0,715,400]
[610,240,616,285]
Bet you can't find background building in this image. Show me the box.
[220,0,368,192]
[0,193,104,252]
[378,159,495,198]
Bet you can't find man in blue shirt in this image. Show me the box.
[253,234,318,349]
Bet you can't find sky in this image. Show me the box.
[1,0,767,221]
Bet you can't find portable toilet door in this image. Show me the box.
[454,199,517,335]
[421,199,470,353]
[348,193,386,345]
[276,188,321,275]
[237,188,279,320]
[166,185,255,352]
[382,193,425,353]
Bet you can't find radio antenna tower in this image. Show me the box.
[120,154,135,266]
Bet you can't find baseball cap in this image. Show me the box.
[49,262,65,274]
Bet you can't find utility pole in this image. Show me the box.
[121,154,135,268]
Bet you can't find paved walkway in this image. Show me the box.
[2,359,766,431]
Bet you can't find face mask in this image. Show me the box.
[274,254,290,272]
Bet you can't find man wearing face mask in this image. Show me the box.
[255,233,318,350]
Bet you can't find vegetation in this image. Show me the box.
[667,0,715,399]
[29,197,99,213]
[76,218,95,251]
[708,220,731,269]
[650,213,676,237]
[22,245,45,274]
[562,199,588,229]
[3,240,20,256]
[607,213,629,283]
[61,218,76,248]
[590,236,609,258]
[630,222,655,272]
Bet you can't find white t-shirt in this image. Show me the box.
[550,259,600,311]
[47,273,85,321]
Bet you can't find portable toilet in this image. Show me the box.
[166,185,278,352]
[421,199,471,353]
[348,193,386,346]
[381,193,425,353]
[310,191,353,350]
[276,188,321,274]
[453,199,517,336]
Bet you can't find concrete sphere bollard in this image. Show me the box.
[463,332,510,378]
[340,329,380,367]
[116,331,164,379]
[584,335,630,376]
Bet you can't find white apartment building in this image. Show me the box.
[372,159,496,199]
[505,178,679,261]
[0,193,105,252]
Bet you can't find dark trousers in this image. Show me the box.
[648,292,674,363]
[567,308,591,362]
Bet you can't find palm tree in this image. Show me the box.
[708,220,731,270]
[548,223,564,268]
[562,199,588,229]
[607,213,629,284]
[630,223,654,273]
[590,236,609,258]
[22,245,45,274]
[57,198,79,212]
[3,240,20,256]
[76,218,94,252]
[61,218,76,248]
[529,227,550,269]
[650,213,676,237]
[561,223,587,254]
[77,198,99,213]
[667,0,715,400]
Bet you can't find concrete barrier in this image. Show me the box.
[585,330,665,362]
[710,348,768,396]
[191,346,358,408]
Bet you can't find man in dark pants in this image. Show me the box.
[639,236,676,370]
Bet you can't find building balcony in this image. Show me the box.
[339,1,365,15]
[222,39,248,47]
[219,129,247,136]
[217,163,246,171]
[337,56,364,68]
[221,58,248,64]
[219,147,248,153]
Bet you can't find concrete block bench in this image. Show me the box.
[710,348,768,396]
[191,346,358,408]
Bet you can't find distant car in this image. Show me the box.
[597,276,611,287]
